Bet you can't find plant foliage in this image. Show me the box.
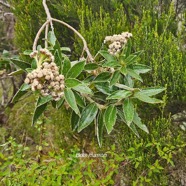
[7,29,165,147]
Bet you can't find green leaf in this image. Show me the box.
[117,109,139,137]
[65,78,81,88]
[20,83,30,91]
[32,99,47,126]
[26,68,33,73]
[54,40,63,61]
[133,111,149,133]
[125,54,138,65]
[31,59,37,69]
[104,105,117,134]
[95,82,115,95]
[123,39,132,57]
[54,50,62,71]
[8,69,24,76]
[120,66,127,75]
[85,63,99,70]
[133,64,151,74]
[94,72,111,82]
[133,50,144,56]
[115,83,134,91]
[102,60,120,68]
[52,98,65,109]
[2,50,11,57]
[97,111,104,147]
[10,58,31,71]
[11,90,28,103]
[62,57,71,76]
[140,87,166,97]
[72,83,93,95]
[56,98,65,109]
[110,70,121,86]
[78,103,98,132]
[67,60,85,78]
[71,111,80,131]
[99,50,116,62]
[64,88,79,115]
[129,123,140,137]
[134,92,163,104]
[37,45,42,50]
[83,75,94,83]
[47,31,56,46]
[126,68,143,82]
[11,83,30,103]
[123,98,134,125]
[51,100,57,108]
[23,50,33,55]
[61,47,71,52]
[74,91,85,108]
[37,95,53,107]
[124,74,134,88]
[106,90,132,100]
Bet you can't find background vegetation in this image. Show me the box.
[0,0,186,185]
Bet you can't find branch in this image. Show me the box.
[52,18,94,62]
[33,20,50,51]
[33,18,94,62]
[45,24,49,48]
[33,0,94,62]
[43,0,54,32]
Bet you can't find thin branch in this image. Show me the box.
[33,20,50,51]
[43,0,54,32]
[33,18,94,62]
[45,24,49,48]
[84,95,105,110]
[52,18,94,62]
[33,0,94,62]
[0,0,11,9]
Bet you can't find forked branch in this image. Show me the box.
[32,0,94,62]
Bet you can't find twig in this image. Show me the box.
[84,95,105,109]
[45,24,49,48]
[43,0,54,32]
[33,18,94,62]
[32,20,50,51]
[0,0,12,9]
[33,0,94,62]
[52,18,94,62]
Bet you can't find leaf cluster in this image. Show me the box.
[9,31,165,147]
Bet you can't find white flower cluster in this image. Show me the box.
[104,32,132,55]
[25,49,65,101]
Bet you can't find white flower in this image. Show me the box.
[25,56,65,100]
[60,84,65,90]
[59,74,64,80]
[24,78,30,84]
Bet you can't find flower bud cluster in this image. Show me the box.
[24,61,65,101]
[30,48,54,63]
[104,32,132,55]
